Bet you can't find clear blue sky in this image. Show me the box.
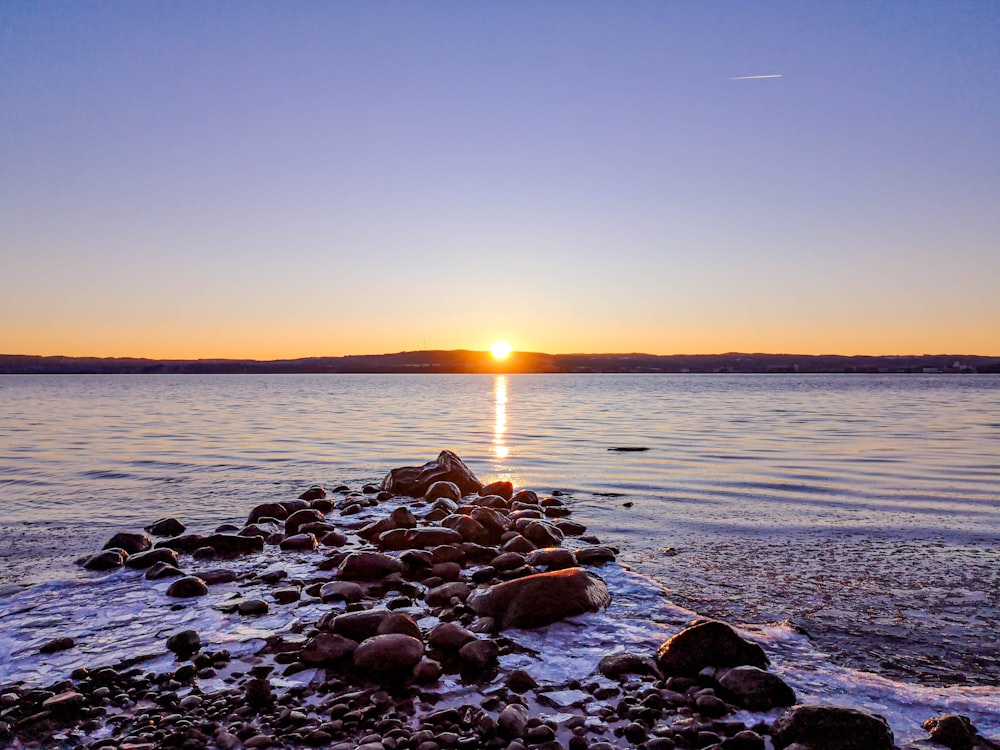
[2,1,998,357]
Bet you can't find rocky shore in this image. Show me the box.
[1,450,996,750]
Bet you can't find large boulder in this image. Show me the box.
[381,450,482,497]
[655,621,768,676]
[468,567,611,629]
[771,705,894,750]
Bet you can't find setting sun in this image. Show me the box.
[489,341,513,360]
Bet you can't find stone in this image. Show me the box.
[380,450,483,497]
[247,502,289,525]
[428,622,476,651]
[145,561,183,580]
[320,581,364,603]
[526,547,576,571]
[722,730,766,750]
[39,637,75,654]
[353,634,424,677]
[125,547,178,569]
[103,532,151,555]
[468,567,611,629]
[599,651,656,679]
[498,703,529,739]
[238,598,269,615]
[413,658,443,683]
[573,545,616,565]
[719,666,796,711]
[480,481,514,500]
[442,514,489,543]
[301,633,357,665]
[201,533,263,556]
[922,715,979,750]
[329,610,395,642]
[389,506,417,528]
[299,486,327,501]
[655,621,769,676]
[339,552,403,581]
[82,549,127,570]
[771,705,894,750]
[145,517,186,537]
[166,630,201,656]
[458,638,499,670]
[166,576,208,598]
[284,508,325,535]
[41,690,85,716]
[279,533,318,551]
[425,480,463,503]
[400,527,464,548]
[194,567,237,584]
[272,587,300,604]
[425,581,472,607]
[523,520,564,548]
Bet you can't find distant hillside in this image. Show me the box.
[2,351,999,374]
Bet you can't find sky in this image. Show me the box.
[2,1,998,359]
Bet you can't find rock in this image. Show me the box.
[41,690,85,716]
[468,567,611,629]
[247,502,289,525]
[320,581,364,603]
[425,581,472,607]
[526,547,576,570]
[201,533,263,556]
[299,486,326,501]
[480,481,514,500]
[655,621,768,676]
[523,520,564,547]
[442,514,489,543]
[598,651,656,679]
[166,576,208,598]
[719,666,796,711]
[389,506,417,528]
[428,622,476,651]
[300,633,357,665]
[506,669,538,693]
[555,519,587,536]
[279,533,318,551]
[194,567,238,584]
[82,549,127,570]
[573,545,616,565]
[398,527,464,549]
[103,532,151,555]
[272,587,300,604]
[722,730,766,750]
[498,703,529,739]
[339,552,403,581]
[154,533,206,552]
[771,705,894,750]
[145,517,186,537]
[376,612,422,639]
[238,598,269,616]
[329,610,395,642]
[245,677,274,708]
[39,637,75,654]
[413,658,443,683]
[166,630,201,657]
[353,634,424,677]
[145,561,183,580]
[425,480,463,502]
[285,508,325,535]
[458,638,499,670]
[923,715,979,750]
[125,547,178,569]
[510,489,539,505]
[380,450,482,497]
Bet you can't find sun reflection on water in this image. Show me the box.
[493,374,508,460]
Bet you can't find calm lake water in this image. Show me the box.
[1,373,999,738]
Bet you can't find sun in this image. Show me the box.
[489,341,513,360]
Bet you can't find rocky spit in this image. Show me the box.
[1,450,996,750]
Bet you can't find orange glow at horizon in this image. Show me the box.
[490,341,513,360]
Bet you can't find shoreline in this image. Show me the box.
[2,451,998,749]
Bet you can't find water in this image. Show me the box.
[1,373,998,741]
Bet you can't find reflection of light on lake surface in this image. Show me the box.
[493,375,508,460]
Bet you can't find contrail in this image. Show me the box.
[728,74,782,80]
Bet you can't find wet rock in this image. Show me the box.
[299,486,327,501]
[771,705,894,750]
[339,552,403,581]
[377,611,422,639]
[353,634,424,677]
[399,527,465,549]
[247,502,289,525]
[166,630,201,657]
[510,489,539,505]
[245,677,274,708]
[300,633,357,665]
[279,533,318,551]
[41,690,85,717]
[573,545,616,565]
[201,533,263,556]
[284,508,325,535]
[722,730,766,750]
[442,514,489,544]
[498,703,529,739]
[39,637,75,654]
[380,450,483,497]
[526,547,576,571]
[320,581,364,603]
[238,598,269,616]
[480,480,514,500]
[329,609,395,642]
[523,520,564,547]
[555,519,587,536]
[413,658,443,683]
[655,621,768,676]
[389,506,417,528]
[719,666,796,711]
[428,622,476,651]
[599,651,656,679]
[145,517,186,537]
[155,533,207,552]
[273,586,300,604]
[923,715,979,750]
[82,549,127,570]
[103,532,151,555]
[468,567,611,629]
[166,576,209,598]
[125,547,178,569]
[501,534,537,554]
[145,561,183,580]
[195,567,238,584]
[320,530,349,547]
[425,581,472,607]
[458,638,499,670]
[425,480,462,502]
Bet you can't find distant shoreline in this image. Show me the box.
[3,351,999,375]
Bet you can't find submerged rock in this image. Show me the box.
[468,567,611,629]
[771,705,894,750]
[655,620,769,676]
[380,450,482,497]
